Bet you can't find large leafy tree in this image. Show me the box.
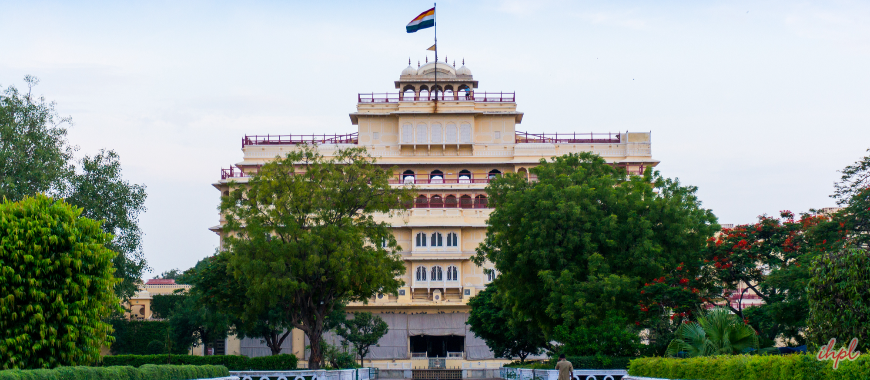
[474,152,718,336]
[467,285,546,363]
[0,78,148,299]
[335,312,389,366]
[169,260,231,355]
[0,76,74,200]
[807,247,870,353]
[65,149,148,300]
[0,195,119,369]
[221,145,412,368]
[189,252,295,355]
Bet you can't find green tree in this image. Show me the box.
[168,260,232,355]
[220,145,412,369]
[553,312,641,357]
[831,150,870,248]
[0,195,119,369]
[665,307,759,357]
[474,152,718,336]
[65,149,148,300]
[466,285,546,363]
[0,77,148,300]
[189,253,295,355]
[0,76,74,201]
[807,247,870,353]
[156,268,184,281]
[335,312,389,366]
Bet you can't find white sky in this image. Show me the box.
[2,0,869,278]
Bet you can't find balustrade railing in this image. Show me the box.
[242,133,358,147]
[515,131,621,144]
[358,92,515,103]
[389,174,498,185]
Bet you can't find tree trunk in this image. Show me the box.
[267,330,292,356]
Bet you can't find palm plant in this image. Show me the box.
[665,307,760,357]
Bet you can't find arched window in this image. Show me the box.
[403,170,416,184]
[430,170,444,184]
[402,85,416,101]
[458,169,471,183]
[419,86,430,100]
[430,195,444,208]
[488,169,502,180]
[416,266,427,281]
[431,266,443,281]
[416,123,428,144]
[486,269,496,282]
[415,195,429,208]
[431,123,442,143]
[460,123,472,143]
[431,232,443,247]
[447,266,459,281]
[402,124,413,143]
[460,195,473,209]
[447,232,458,247]
[445,195,458,208]
[446,123,457,143]
[444,85,455,100]
[474,195,488,208]
[416,232,427,247]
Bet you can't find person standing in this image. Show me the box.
[555,354,573,380]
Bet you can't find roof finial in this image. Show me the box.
[418,61,420,68]
[445,56,447,64]
[453,60,456,67]
[462,58,465,65]
[425,56,428,63]
[408,58,411,65]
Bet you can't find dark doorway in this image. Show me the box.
[410,335,465,358]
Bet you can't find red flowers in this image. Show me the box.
[679,278,689,284]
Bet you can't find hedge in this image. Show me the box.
[506,356,635,369]
[0,364,227,380]
[628,354,870,380]
[109,319,188,355]
[102,354,298,371]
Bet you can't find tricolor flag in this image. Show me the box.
[406,7,435,33]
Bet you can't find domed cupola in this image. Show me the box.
[456,59,472,76]
[401,59,418,76]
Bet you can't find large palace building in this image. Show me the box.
[212,59,658,366]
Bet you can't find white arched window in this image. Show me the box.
[416,266,427,281]
[402,123,413,143]
[416,123,428,144]
[416,232,427,247]
[460,123,472,143]
[447,232,458,247]
[431,123,442,143]
[431,232,443,247]
[446,123,457,143]
[486,269,496,282]
[447,266,458,281]
[431,266,443,281]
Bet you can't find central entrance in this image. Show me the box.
[410,335,465,358]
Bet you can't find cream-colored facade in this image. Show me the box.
[212,60,658,366]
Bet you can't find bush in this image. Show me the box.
[627,354,870,380]
[554,313,642,357]
[102,354,298,371]
[808,247,870,353]
[505,356,635,370]
[0,364,227,380]
[110,319,188,355]
[151,294,187,319]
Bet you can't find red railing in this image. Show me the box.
[358,92,515,103]
[242,133,358,148]
[221,166,254,179]
[414,197,489,209]
[388,174,498,184]
[515,131,620,144]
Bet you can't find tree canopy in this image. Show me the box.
[220,145,413,368]
[474,152,718,337]
[335,312,389,366]
[467,285,546,363]
[0,77,147,300]
[0,195,119,368]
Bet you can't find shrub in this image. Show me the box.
[0,196,119,369]
[808,247,870,353]
[505,356,635,370]
[627,354,870,380]
[109,319,188,355]
[0,365,227,380]
[102,354,297,371]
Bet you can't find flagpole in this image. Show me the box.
[434,2,438,107]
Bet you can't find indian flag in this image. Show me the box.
[406,7,435,33]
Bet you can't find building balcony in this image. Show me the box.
[357,91,515,104]
[241,133,359,148]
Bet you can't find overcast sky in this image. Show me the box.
[2,0,869,277]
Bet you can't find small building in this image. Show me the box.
[124,279,191,320]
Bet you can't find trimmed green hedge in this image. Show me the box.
[102,354,298,371]
[109,319,188,355]
[0,364,227,380]
[629,354,870,380]
[506,356,635,369]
